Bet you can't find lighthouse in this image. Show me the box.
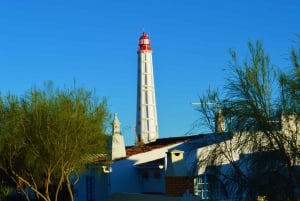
[136,32,159,144]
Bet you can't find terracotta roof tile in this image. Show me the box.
[125,134,205,157]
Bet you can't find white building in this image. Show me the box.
[73,32,300,201]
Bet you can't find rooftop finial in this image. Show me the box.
[112,113,120,135]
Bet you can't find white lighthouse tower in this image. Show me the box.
[136,32,159,144]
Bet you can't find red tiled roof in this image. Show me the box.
[125,134,205,157]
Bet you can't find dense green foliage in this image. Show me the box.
[0,82,110,201]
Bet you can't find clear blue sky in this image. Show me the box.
[0,0,299,145]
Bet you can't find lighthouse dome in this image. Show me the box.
[138,32,152,51]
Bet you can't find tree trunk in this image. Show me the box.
[65,173,74,201]
[54,168,64,201]
[44,170,52,201]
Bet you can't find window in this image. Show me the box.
[86,176,95,201]
[142,171,149,179]
[194,174,225,200]
[194,175,210,199]
[154,170,161,179]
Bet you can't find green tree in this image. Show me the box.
[0,82,110,201]
[280,43,300,114]
[0,183,13,201]
[196,41,300,200]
